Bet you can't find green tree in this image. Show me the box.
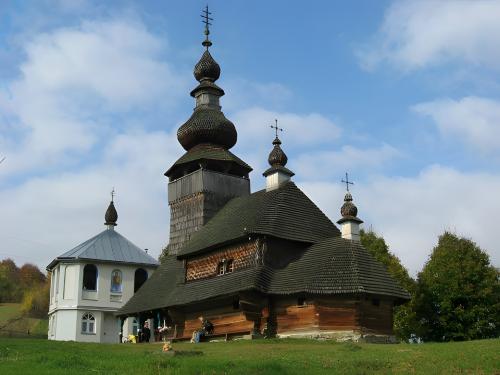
[21,275,50,319]
[0,258,22,302]
[414,232,499,341]
[360,230,417,340]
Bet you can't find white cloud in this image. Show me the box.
[301,165,500,275]
[223,79,293,111]
[294,144,401,180]
[0,129,179,269]
[229,107,342,189]
[413,96,500,152]
[0,18,186,177]
[359,0,500,70]
[232,107,341,148]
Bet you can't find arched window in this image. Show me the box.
[83,264,98,291]
[134,268,148,293]
[110,269,122,293]
[81,313,95,334]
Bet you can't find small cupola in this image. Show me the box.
[337,174,363,241]
[263,120,294,191]
[104,189,118,229]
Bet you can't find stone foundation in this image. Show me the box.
[277,330,397,343]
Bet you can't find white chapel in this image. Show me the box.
[46,197,158,343]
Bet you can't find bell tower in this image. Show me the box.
[164,7,252,255]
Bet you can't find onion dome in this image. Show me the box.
[338,191,363,224]
[104,201,118,227]
[268,137,288,167]
[175,11,237,152]
[340,192,358,218]
[194,50,220,82]
[177,108,237,150]
[263,134,294,179]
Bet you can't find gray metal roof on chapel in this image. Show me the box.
[47,201,159,271]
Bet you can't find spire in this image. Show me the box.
[337,174,363,241]
[104,188,118,228]
[201,5,213,50]
[176,6,237,152]
[263,120,294,191]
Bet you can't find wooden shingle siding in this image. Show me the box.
[186,241,258,281]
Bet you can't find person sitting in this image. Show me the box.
[190,316,214,343]
[202,318,214,335]
[141,321,151,343]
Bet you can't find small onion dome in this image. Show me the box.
[268,137,288,167]
[338,191,363,224]
[177,108,237,150]
[341,192,358,217]
[194,50,221,82]
[104,201,118,226]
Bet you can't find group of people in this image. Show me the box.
[124,316,214,344]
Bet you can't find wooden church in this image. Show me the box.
[118,11,409,342]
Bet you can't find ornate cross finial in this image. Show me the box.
[341,172,354,192]
[270,119,283,138]
[201,5,213,49]
[111,187,115,202]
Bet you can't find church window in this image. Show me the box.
[81,313,95,334]
[83,264,98,291]
[372,298,380,307]
[134,268,148,293]
[110,270,122,293]
[217,259,234,276]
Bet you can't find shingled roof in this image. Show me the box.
[177,181,340,257]
[47,229,159,271]
[118,237,409,316]
[166,143,251,176]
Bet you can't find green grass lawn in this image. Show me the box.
[0,303,48,337]
[0,337,498,374]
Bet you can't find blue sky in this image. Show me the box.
[1,0,499,274]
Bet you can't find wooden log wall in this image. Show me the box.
[315,297,359,331]
[180,310,253,339]
[357,298,394,335]
[186,240,258,281]
[274,297,318,333]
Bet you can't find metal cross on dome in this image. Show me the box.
[201,5,213,34]
[270,119,283,138]
[111,187,115,202]
[341,172,354,192]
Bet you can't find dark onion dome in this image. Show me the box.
[194,50,221,82]
[268,137,288,167]
[338,192,363,224]
[177,108,237,150]
[104,201,118,226]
